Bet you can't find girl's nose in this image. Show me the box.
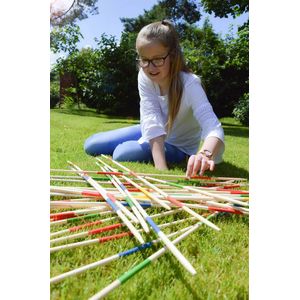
[148,62,158,72]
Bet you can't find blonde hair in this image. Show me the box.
[136,20,191,133]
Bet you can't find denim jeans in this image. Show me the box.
[84,124,187,163]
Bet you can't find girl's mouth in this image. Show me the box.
[149,72,159,76]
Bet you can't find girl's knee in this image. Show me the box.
[84,125,142,157]
[84,135,100,156]
[113,141,151,162]
[84,134,112,156]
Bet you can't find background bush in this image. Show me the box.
[50,81,60,109]
[233,92,249,126]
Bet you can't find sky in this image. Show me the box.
[51,0,249,65]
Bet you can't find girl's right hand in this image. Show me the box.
[185,153,215,178]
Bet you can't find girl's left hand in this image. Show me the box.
[185,153,215,178]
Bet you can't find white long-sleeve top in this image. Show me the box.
[138,69,224,156]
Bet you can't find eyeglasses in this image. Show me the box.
[136,53,170,68]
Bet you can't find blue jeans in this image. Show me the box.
[84,125,187,163]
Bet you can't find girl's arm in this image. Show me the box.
[149,135,168,170]
[186,136,224,178]
[138,70,166,143]
[185,78,225,177]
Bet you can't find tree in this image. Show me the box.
[199,0,249,18]
[50,0,99,27]
[159,0,201,24]
[182,19,228,116]
[50,24,83,54]
[121,0,202,34]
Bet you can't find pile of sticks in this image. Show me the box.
[50,155,249,299]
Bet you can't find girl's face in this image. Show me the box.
[137,40,171,90]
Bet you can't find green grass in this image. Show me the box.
[50,108,249,300]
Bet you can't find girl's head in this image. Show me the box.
[136,20,188,86]
[136,20,190,132]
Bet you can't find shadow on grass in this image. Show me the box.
[221,122,245,127]
[213,162,249,179]
[164,253,203,300]
[223,126,249,138]
[102,120,139,125]
[51,108,139,123]
[52,108,103,118]
[168,161,249,180]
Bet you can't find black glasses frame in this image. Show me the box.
[136,52,170,68]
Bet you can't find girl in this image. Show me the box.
[84,20,225,178]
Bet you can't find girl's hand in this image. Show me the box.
[185,153,215,178]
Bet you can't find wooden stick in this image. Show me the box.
[50,209,181,245]
[100,156,220,231]
[50,216,197,253]
[51,218,116,238]
[50,223,194,284]
[50,168,247,181]
[50,210,113,227]
[99,165,149,233]
[67,161,144,244]
[98,157,172,210]
[88,213,217,300]
[145,176,249,207]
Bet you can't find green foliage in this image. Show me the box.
[61,87,80,109]
[182,19,227,116]
[159,0,201,24]
[54,33,140,116]
[50,81,60,109]
[51,1,248,119]
[200,0,249,18]
[181,20,249,118]
[233,92,249,126]
[50,24,83,54]
[93,32,140,115]
[121,0,201,34]
[225,22,249,70]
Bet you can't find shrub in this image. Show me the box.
[233,92,249,126]
[50,81,60,108]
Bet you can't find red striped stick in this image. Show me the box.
[67,162,144,244]
[50,168,247,182]
[100,165,150,233]
[100,156,220,231]
[50,216,196,253]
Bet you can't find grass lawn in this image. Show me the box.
[50,108,249,300]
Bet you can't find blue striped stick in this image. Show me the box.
[67,161,144,244]
[50,213,193,253]
[50,223,193,284]
[97,157,196,275]
[50,208,180,245]
[99,164,150,233]
[89,213,217,300]
[98,157,171,210]
[100,157,220,232]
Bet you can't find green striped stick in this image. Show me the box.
[99,156,171,210]
[50,210,114,228]
[50,223,194,284]
[100,156,220,231]
[89,213,217,300]
[50,168,247,182]
[145,176,249,207]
